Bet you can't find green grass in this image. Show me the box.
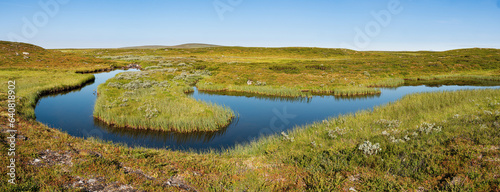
[0,41,118,72]
[233,89,500,191]
[369,78,405,87]
[69,46,500,98]
[1,41,500,191]
[94,70,235,132]
[0,41,121,118]
[197,83,312,98]
[0,69,95,118]
[315,86,382,96]
[2,87,499,191]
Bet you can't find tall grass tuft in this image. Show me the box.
[369,78,405,87]
[330,87,381,96]
[0,70,95,118]
[405,74,500,82]
[197,84,312,98]
[94,71,235,132]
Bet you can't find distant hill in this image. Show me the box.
[0,41,114,71]
[120,43,222,49]
[0,41,46,54]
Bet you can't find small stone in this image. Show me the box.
[17,135,28,141]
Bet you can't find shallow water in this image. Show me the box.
[35,70,500,150]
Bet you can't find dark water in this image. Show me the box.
[35,70,500,151]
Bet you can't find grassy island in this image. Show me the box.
[93,69,235,132]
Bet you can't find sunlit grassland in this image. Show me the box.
[197,82,382,97]
[74,47,500,97]
[94,70,235,132]
[0,41,124,119]
[232,89,500,191]
[0,41,499,190]
[197,83,312,98]
[0,41,119,73]
[0,105,285,191]
[2,87,499,191]
[369,78,406,87]
[0,69,95,118]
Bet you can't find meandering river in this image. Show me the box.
[35,70,500,151]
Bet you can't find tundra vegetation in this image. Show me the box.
[93,68,234,132]
[75,46,500,97]
[0,41,499,191]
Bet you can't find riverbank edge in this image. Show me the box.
[22,74,96,119]
[197,74,500,98]
[4,86,500,191]
[91,71,236,133]
[92,71,500,133]
[91,113,235,133]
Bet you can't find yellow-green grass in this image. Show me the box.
[232,89,500,191]
[93,70,235,132]
[0,69,95,118]
[70,47,500,98]
[0,41,124,119]
[2,87,499,191]
[0,41,499,190]
[197,82,383,97]
[369,78,406,87]
[197,83,312,98]
[0,41,119,73]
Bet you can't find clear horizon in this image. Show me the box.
[1,0,499,51]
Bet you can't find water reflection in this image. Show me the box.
[93,118,231,145]
[35,70,500,151]
[405,79,500,87]
[191,91,313,103]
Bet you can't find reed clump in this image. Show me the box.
[369,78,405,87]
[94,71,234,132]
[331,87,381,96]
[197,83,312,98]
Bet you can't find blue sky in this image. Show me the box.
[0,0,499,50]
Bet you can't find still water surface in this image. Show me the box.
[35,70,500,151]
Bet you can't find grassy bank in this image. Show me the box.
[234,89,500,191]
[94,70,235,132]
[0,70,95,118]
[0,41,123,119]
[2,88,499,191]
[197,83,312,98]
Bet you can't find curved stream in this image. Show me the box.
[35,70,500,151]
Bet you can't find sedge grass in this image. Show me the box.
[0,69,95,118]
[313,86,382,96]
[232,89,500,190]
[94,71,235,132]
[369,78,405,87]
[197,83,312,98]
[1,41,500,191]
[2,79,499,191]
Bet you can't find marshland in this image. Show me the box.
[1,40,500,191]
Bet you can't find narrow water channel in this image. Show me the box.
[35,70,500,151]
